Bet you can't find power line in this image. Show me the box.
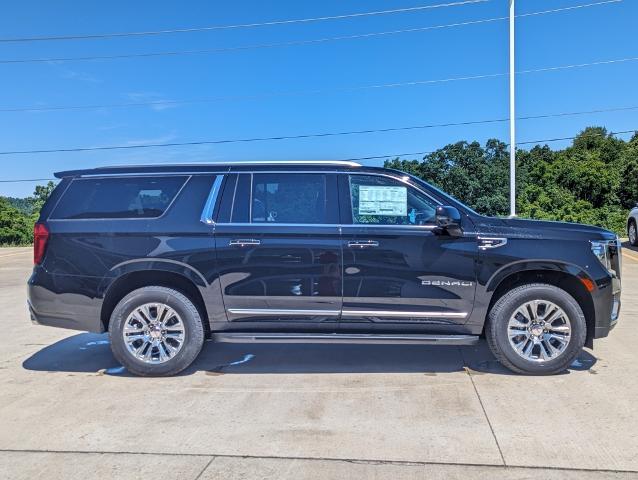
[0,20,506,65]
[336,128,638,162]
[1,129,635,184]
[0,71,507,112]
[516,129,636,146]
[0,1,621,65]
[0,0,489,43]
[0,118,511,155]
[358,129,638,160]
[3,55,637,114]
[1,105,637,156]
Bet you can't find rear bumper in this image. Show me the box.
[28,299,103,332]
[27,267,104,333]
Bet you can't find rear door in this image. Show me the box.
[339,173,477,327]
[214,171,343,327]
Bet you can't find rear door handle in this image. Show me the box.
[229,239,261,247]
[347,240,379,249]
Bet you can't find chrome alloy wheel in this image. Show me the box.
[123,303,185,364]
[507,300,571,362]
[629,222,637,245]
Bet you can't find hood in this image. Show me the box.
[474,216,617,242]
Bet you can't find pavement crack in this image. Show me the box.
[459,346,507,467]
[1,449,637,474]
[194,456,216,480]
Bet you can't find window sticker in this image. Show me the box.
[358,185,407,216]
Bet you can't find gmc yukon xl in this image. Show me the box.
[27,161,622,376]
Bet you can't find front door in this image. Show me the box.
[339,173,477,327]
[215,172,342,326]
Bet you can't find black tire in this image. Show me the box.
[485,283,586,375]
[629,219,638,247]
[109,286,205,377]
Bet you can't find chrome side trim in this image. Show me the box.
[341,224,437,230]
[214,332,479,345]
[200,175,224,225]
[213,223,437,230]
[227,308,341,316]
[217,223,342,228]
[226,308,467,318]
[341,310,467,318]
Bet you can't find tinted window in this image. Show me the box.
[251,173,330,224]
[51,176,187,219]
[349,175,437,225]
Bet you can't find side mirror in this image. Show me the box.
[435,206,462,236]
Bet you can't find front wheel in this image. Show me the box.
[486,283,586,375]
[109,286,205,377]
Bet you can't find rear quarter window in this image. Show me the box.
[50,176,187,219]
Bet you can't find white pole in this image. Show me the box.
[509,0,516,217]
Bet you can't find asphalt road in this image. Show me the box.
[1,245,637,479]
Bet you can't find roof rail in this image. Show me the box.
[54,160,363,178]
[101,160,362,168]
[225,160,362,167]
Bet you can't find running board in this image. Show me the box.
[213,333,479,346]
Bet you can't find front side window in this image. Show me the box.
[251,173,330,224]
[51,176,187,219]
[349,175,437,225]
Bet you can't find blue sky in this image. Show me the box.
[1,0,637,197]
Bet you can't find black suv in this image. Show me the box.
[28,161,622,376]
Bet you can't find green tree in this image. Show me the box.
[30,181,56,218]
[0,197,32,246]
[0,181,57,246]
[386,139,510,217]
[386,127,635,235]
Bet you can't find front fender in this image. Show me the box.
[484,259,594,294]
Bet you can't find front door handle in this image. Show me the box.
[229,239,261,247]
[347,240,379,249]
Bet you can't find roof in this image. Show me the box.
[54,160,364,178]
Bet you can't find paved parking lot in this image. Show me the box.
[1,245,638,479]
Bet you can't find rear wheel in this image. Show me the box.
[629,219,638,246]
[486,283,586,375]
[109,286,205,376]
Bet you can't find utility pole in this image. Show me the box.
[509,0,516,217]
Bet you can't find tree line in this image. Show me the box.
[1,126,636,246]
[386,126,637,234]
[0,182,56,245]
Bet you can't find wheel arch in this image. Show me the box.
[485,264,596,348]
[100,269,210,336]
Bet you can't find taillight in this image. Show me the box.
[33,223,49,265]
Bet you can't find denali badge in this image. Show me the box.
[422,280,474,287]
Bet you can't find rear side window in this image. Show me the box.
[51,176,187,219]
[251,173,335,224]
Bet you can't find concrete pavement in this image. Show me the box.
[1,245,637,479]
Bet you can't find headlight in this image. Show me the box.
[590,239,619,275]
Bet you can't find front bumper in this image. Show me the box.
[592,240,622,339]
